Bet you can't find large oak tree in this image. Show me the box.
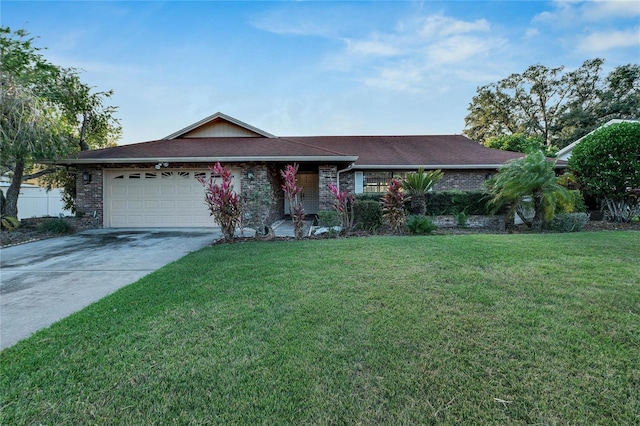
[464,59,640,150]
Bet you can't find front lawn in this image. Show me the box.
[2,232,639,424]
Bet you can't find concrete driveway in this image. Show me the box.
[0,228,220,350]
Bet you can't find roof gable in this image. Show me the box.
[163,112,275,139]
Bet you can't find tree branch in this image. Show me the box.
[21,167,63,181]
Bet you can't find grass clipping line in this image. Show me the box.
[1,232,639,425]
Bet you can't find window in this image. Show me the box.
[362,171,407,193]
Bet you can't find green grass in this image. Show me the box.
[2,232,639,424]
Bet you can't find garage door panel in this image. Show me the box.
[106,169,240,228]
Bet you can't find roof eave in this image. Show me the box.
[48,156,359,165]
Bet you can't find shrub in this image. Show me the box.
[38,218,73,234]
[545,212,590,233]
[316,210,341,227]
[328,183,354,231]
[424,190,492,215]
[197,162,241,243]
[353,199,383,232]
[454,211,469,228]
[381,178,406,234]
[281,164,305,239]
[1,215,20,231]
[406,215,437,235]
[402,168,443,215]
[569,122,640,222]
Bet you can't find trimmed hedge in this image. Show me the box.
[356,190,494,216]
[353,199,383,232]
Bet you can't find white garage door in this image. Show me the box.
[105,169,241,228]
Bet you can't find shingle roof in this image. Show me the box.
[64,134,531,169]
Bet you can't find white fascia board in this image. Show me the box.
[51,156,359,165]
[351,162,566,170]
[351,164,508,170]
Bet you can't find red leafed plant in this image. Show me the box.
[328,182,354,232]
[281,164,306,239]
[197,162,240,242]
[381,178,406,234]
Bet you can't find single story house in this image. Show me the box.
[54,112,551,229]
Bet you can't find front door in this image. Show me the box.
[284,172,319,215]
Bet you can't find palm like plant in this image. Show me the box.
[486,150,574,231]
[402,168,444,215]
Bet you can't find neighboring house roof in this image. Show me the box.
[54,112,555,169]
[556,119,639,161]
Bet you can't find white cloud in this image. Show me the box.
[580,0,640,21]
[345,37,402,57]
[418,14,491,37]
[577,27,640,52]
[534,0,640,24]
[324,12,507,93]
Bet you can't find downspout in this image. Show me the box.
[336,162,355,190]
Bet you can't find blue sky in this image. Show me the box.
[3,1,640,145]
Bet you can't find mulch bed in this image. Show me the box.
[2,220,639,249]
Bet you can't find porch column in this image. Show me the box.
[318,165,337,211]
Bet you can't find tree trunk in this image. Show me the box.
[531,192,544,231]
[4,161,25,218]
[410,194,426,215]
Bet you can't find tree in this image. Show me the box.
[483,133,546,154]
[0,27,120,218]
[464,59,640,149]
[402,168,443,215]
[568,122,640,222]
[486,151,574,231]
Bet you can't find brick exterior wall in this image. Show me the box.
[73,163,493,229]
[434,170,489,191]
[318,165,337,211]
[75,167,103,228]
[339,171,355,194]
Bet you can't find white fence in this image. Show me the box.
[0,183,72,219]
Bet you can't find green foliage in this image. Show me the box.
[454,211,469,228]
[316,210,341,228]
[423,190,492,215]
[544,212,590,233]
[464,58,640,149]
[402,168,443,195]
[3,234,639,424]
[486,151,575,230]
[37,218,73,234]
[561,190,587,213]
[484,133,557,156]
[0,27,120,218]
[406,215,437,235]
[403,168,443,215]
[569,122,640,202]
[352,199,383,232]
[0,215,20,231]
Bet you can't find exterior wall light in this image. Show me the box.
[82,171,92,184]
